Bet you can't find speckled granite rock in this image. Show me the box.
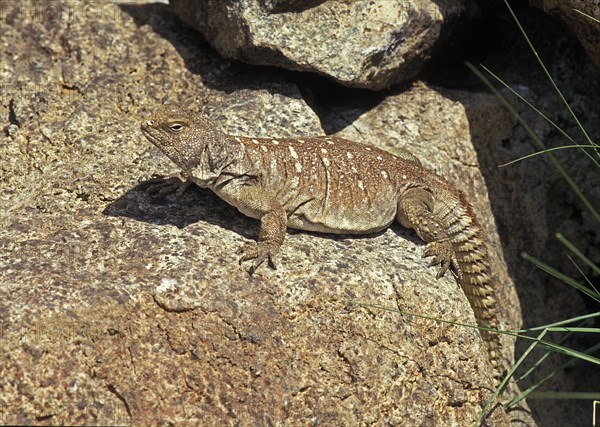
[168,0,478,90]
[1,0,599,426]
[0,1,508,425]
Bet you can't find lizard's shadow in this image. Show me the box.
[103,180,257,240]
[103,179,421,246]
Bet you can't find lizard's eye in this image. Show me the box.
[169,123,184,132]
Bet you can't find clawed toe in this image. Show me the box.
[423,240,455,279]
[141,174,192,197]
[238,242,278,274]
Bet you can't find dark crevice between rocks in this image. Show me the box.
[298,80,388,135]
[35,414,55,422]
[266,0,327,14]
[423,0,507,89]
[8,98,19,127]
[106,383,132,421]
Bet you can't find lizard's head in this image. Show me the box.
[141,104,222,172]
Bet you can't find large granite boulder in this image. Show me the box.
[168,0,478,90]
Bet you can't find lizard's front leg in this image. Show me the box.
[141,172,193,197]
[239,205,287,275]
[397,187,458,279]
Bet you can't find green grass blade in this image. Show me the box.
[537,340,600,365]
[520,312,600,332]
[573,9,600,25]
[568,254,600,296]
[504,0,594,148]
[466,62,600,223]
[499,145,600,168]
[557,233,600,276]
[497,329,548,410]
[480,64,600,167]
[481,65,599,150]
[522,252,600,302]
[508,342,600,406]
[529,391,600,400]
[545,327,600,333]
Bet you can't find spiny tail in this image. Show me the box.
[435,191,503,380]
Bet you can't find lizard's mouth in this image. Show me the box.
[140,124,186,166]
[140,124,172,153]
[140,123,159,143]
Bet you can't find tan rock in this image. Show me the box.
[168,0,477,90]
[2,0,599,425]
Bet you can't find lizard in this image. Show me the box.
[140,104,504,381]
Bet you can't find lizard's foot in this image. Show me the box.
[140,174,193,197]
[423,240,457,279]
[237,241,279,275]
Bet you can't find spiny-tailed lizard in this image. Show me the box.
[140,104,504,380]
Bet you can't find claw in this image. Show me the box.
[435,261,451,279]
[423,240,454,279]
[238,241,279,274]
[141,174,192,197]
[427,256,441,266]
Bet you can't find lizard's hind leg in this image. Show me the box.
[396,187,458,279]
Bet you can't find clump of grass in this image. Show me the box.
[469,0,600,425]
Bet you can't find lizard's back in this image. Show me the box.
[220,135,431,234]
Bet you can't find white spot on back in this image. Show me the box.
[320,148,328,154]
[271,139,280,145]
[234,137,241,142]
[261,145,268,152]
[289,146,299,159]
[402,174,407,180]
[327,140,334,145]
[252,139,259,144]
[347,152,354,160]
[376,155,383,160]
[365,147,371,151]
[295,162,302,173]
[381,170,389,179]
[297,139,305,143]
[323,157,330,167]
[358,180,365,191]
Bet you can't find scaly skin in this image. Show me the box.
[140,104,503,380]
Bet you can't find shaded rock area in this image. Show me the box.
[169,0,478,90]
[531,0,600,69]
[1,0,598,426]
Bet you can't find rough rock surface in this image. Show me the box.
[168,0,477,90]
[1,0,599,426]
[531,0,600,69]
[0,1,507,425]
[326,81,600,422]
[332,85,519,359]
